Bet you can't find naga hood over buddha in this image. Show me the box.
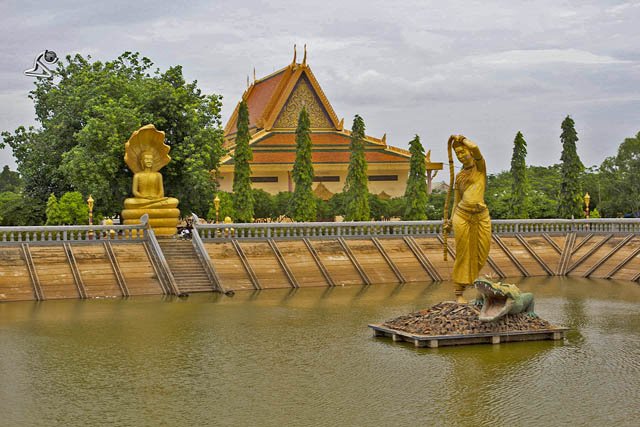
[122,124,180,235]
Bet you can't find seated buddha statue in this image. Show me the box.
[121,124,180,235]
[124,152,179,210]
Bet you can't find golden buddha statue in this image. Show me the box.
[121,124,180,235]
[444,135,491,303]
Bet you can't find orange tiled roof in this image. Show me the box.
[220,131,411,165]
[226,71,287,133]
[257,132,350,146]
[249,150,408,164]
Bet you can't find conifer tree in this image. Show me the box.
[291,107,316,221]
[508,131,529,218]
[343,115,370,221]
[45,193,62,225]
[403,135,428,220]
[232,100,254,222]
[557,116,584,218]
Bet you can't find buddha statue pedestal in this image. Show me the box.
[122,207,180,236]
[121,124,181,236]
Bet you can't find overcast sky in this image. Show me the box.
[1,0,639,174]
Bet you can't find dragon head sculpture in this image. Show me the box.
[473,277,536,322]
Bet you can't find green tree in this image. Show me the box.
[328,192,346,219]
[45,193,63,225]
[508,131,529,218]
[528,165,562,218]
[403,135,428,220]
[0,166,22,193]
[343,115,370,221]
[290,107,316,221]
[388,196,406,219]
[1,52,224,217]
[206,192,235,222]
[599,132,640,217]
[232,100,254,222]
[273,192,293,219]
[557,116,584,218]
[0,192,43,226]
[46,192,89,225]
[580,165,601,216]
[368,193,390,220]
[425,192,445,220]
[252,189,275,220]
[315,196,332,221]
[486,165,561,219]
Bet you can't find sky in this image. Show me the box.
[1,0,639,174]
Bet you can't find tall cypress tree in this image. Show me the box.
[232,100,254,222]
[508,131,529,218]
[343,115,370,221]
[45,193,62,225]
[291,107,316,221]
[557,116,584,218]
[404,135,428,220]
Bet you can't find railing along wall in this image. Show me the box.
[0,224,148,243]
[191,214,224,293]
[195,219,640,241]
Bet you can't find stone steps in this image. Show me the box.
[158,240,215,293]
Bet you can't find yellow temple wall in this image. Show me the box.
[217,163,409,198]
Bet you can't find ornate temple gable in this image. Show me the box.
[261,65,342,131]
[224,59,343,139]
[272,75,334,129]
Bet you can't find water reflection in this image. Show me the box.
[0,278,639,426]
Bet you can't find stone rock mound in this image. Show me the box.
[383,302,553,336]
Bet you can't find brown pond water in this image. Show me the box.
[1,277,639,426]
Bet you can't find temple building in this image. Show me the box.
[218,48,442,199]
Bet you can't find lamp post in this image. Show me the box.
[214,194,221,224]
[87,195,94,239]
[584,192,591,219]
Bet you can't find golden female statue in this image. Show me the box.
[443,135,491,303]
[122,124,180,235]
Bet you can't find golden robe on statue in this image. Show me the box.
[448,136,491,303]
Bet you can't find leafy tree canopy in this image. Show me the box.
[486,165,562,219]
[0,191,44,226]
[0,166,23,193]
[252,188,276,220]
[206,191,235,222]
[1,52,224,218]
[45,191,89,225]
[599,131,640,217]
